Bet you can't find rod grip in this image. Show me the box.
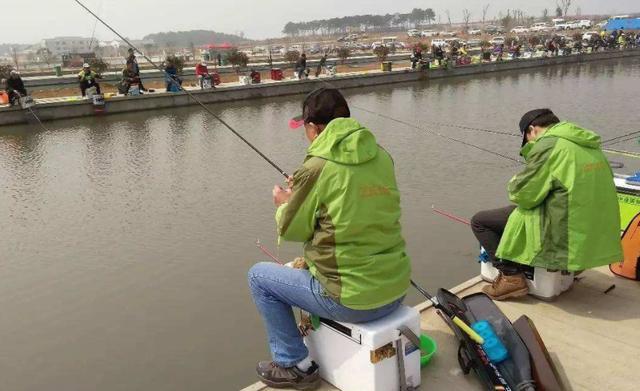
[452,316,485,345]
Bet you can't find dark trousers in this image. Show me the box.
[471,205,526,276]
[80,80,101,96]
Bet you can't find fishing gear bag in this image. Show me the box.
[435,289,535,391]
[610,212,640,280]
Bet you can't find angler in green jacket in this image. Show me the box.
[248,88,410,389]
[472,109,622,301]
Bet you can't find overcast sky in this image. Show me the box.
[6,0,639,44]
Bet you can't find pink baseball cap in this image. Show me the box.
[288,115,305,129]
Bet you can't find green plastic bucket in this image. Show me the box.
[420,334,437,367]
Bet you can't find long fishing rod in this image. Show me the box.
[73,0,289,179]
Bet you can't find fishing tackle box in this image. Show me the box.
[304,305,421,391]
[480,256,574,301]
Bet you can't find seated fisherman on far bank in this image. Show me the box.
[471,109,622,301]
[248,88,410,390]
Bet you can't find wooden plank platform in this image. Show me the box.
[243,267,640,390]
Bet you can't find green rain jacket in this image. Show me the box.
[276,118,411,310]
[496,122,623,271]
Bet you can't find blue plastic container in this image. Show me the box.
[472,320,509,363]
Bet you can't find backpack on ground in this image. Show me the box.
[610,212,640,280]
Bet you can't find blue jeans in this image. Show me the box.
[248,262,404,367]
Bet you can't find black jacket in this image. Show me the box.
[7,76,27,96]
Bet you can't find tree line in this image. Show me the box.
[143,30,248,48]
[282,8,437,36]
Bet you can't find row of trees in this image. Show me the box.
[282,8,436,36]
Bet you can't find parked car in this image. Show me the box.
[530,22,551,32]
[371,42,383,50]
[421,30,438,37]
[407,29,421,38]
[511,26,529,34]
[490,36,505,45]
[484,25,504,34]
[578,19,593,29]
[440,31,457,37]
[566,20,581,29]
[582,31,599,41]
[430,39,447,47]
[443,38,462,48]
[467,39,483,48]
[555,22,571,30]
[468,29,482,36]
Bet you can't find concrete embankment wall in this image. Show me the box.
[22,53,412,91]
[2,49,638,127]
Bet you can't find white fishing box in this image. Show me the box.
[480,261,574,301]
[304,305,421,391]
[92,94,105,106]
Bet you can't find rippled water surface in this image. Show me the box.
[1,57,639,390]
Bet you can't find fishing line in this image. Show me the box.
[353,105,523,164]
[73,0,289,179]
[354,105,640,162]
[602,130,640,146]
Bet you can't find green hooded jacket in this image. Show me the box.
[496,122,623,271]
[275,118,410,310]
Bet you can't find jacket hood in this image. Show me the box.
[307,118,378,165]
[540,121,601,148]
[521,121,601,157]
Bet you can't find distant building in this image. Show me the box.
[41,37,94,55]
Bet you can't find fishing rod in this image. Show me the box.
[73,0,289,179]
[432,206,471,226]
[410,280,484,344]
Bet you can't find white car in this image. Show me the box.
[555,23,570,30]
[511,26,529,34]
[578,20,593,29]
[582,31,599,41]
[444,38,462,48]
[490,36,505,45]
[566,20,581,29]
[407,29,421,38]
[468,29,482,36]
[530,22,551,32]
[431,39,447,47]
[440,31,457,37]
[421,30,438,37]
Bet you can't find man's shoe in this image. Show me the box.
[256,360,320,390]
[483,273,529,301]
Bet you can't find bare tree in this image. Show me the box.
[445,9,452,26]
[462,9,472,30]
[482,4,491,26]
[557,0,572,17]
